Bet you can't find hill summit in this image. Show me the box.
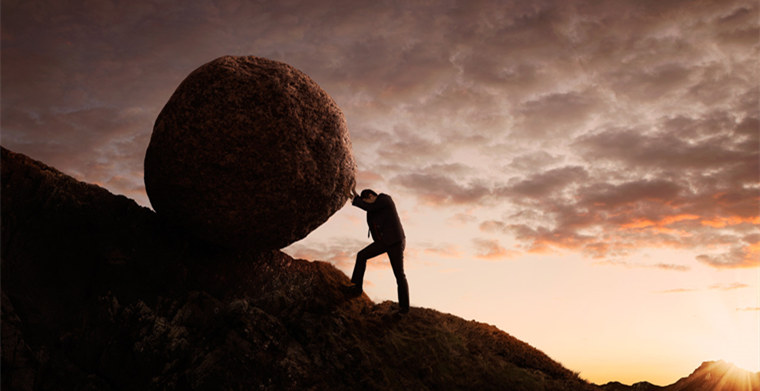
[600,360,759,391]
[1,146,595,390]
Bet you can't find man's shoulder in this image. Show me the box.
[377,193,396,207]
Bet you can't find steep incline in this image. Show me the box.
[1,147,596,390]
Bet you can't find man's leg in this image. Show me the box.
[351,241,386,291]
[388,240,409,312]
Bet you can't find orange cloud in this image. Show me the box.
[701,216,760,228]
[621,214,700,237]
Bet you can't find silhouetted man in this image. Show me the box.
[347,188,410,314]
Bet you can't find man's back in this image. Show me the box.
[353,193,405,245]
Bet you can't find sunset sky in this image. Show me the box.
[2,0,758,385]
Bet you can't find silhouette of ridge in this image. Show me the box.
[599,361,760,391]
[3,147,753,390]
[667,361,759,391]
[1,146,596,390]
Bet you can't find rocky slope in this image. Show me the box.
[1,146,597,390]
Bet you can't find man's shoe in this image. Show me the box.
[398,306,409,315]
[343,283,362,298]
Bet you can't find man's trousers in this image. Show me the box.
[351,240,409,310]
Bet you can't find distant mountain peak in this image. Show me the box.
[667,360,760,391]
[601,360,760,391]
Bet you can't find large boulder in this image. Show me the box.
[144,56,355,250]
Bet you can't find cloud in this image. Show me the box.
[652,263,691,272]
[657,282,751,294]
[697,246,760,269]
[377,130,454,164]
[450,213,479,225]
[593,259,691,271]
[575,115,758,175]
[501,166,588,200]
[507,151,565,173]
[480,220,507,233]
[3,0,757,270]
[709,283,749,291]
[515,91,601,137]
[472,238,517,260]
[479,100,759,265]
[482,160,759,265]
[394,170,491,206]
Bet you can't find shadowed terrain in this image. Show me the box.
[600,361,760,391]
[1,147,596,390]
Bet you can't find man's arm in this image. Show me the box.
[352,194,391,212]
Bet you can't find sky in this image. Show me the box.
[2,0,758,385]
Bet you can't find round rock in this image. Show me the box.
[144,56,355,250]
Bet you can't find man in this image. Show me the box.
[346,187,410,314]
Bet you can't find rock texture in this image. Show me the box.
[1,147,598,390]
[144,55,355,250]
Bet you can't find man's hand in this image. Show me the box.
[346,185,357,199]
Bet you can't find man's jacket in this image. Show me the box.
[352,193,405,246]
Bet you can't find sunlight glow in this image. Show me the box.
[705,361,760,391]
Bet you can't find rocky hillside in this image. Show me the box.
[1,146,597,390]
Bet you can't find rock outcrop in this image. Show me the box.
[144,55,356,250]
[2,147,596,390]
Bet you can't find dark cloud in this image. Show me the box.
[394,171,491,206]
[580,180,684,211]
[515,91,601,137]
[575,114,757,175]
[501,166,588,200]
[483,162,758,266]
[2,0,757,269]
[377,129,453,164]
[507,151,565,173]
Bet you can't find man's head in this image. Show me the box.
[360,189,378,203]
